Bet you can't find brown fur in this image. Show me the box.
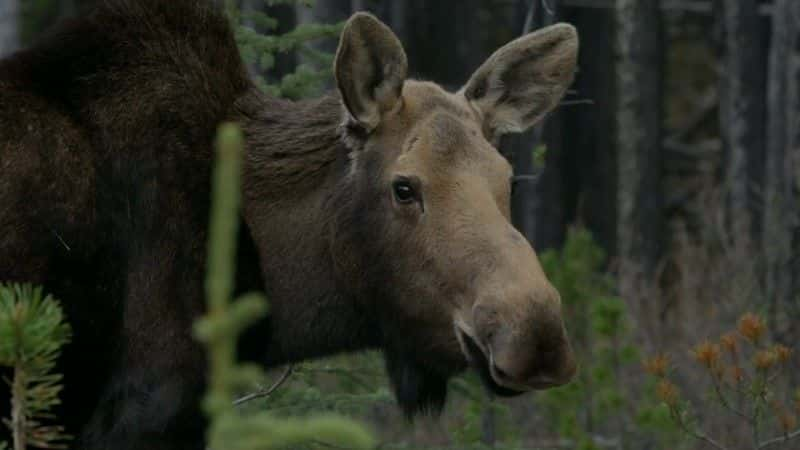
[0,3,579,449]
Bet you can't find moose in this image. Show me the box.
[0,0,579,448]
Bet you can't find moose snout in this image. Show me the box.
[469,300,577,392]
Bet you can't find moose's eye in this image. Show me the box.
[393,179,416,204]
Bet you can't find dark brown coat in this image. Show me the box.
[0,1,579,449]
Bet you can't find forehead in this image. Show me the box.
[394,81,488,158]
[386,81,510,178]
[401,81,476,121]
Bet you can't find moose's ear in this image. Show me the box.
[461,23,578,138]
[335,13,408,132]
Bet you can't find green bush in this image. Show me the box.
[644,313,800,450]
[230,1,343,99]
[0,283,71,450]
[537,227,675,450]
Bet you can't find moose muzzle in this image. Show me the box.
[456,288,577,394]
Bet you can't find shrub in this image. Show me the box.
[537,227,676,450]
[0,284,71,450]
[644,312,800,449]
[229,1,343,99]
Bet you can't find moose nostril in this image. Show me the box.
[491,362,513,381]
[490,352,532,383]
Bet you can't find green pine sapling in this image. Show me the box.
[0,284,71,450]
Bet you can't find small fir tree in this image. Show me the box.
[0,284,71,450]
[228,0,343,99]
[537,228,671,450]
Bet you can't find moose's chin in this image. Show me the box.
[456,328,527,398]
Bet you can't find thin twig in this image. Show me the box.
[758,428,800,449]
[523,0,537,34]
[709,370,753,424]
[310,440,354,449]
[232,364,294,406]
[670,404,728,450]
[561,99,595,106]
[541,0,555,15]
[751,370,770,449]
[49,228,71,252]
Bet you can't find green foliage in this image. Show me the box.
[532,144,548,170]
[194,123,374,450]
[448,375,517,447]
[0,283,71,450]
[537,228,672,449]
[231,2,343,99]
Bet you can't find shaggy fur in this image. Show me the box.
[0,2,254,448]
[0,1,579,449]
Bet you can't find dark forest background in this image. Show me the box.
[1,1,798,449]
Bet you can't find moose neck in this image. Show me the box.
[233,88,380,366]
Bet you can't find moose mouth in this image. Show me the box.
[455,326,527,397]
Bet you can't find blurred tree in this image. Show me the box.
[294,0,349,90]
[615,0,664,289]
[504,0,563,249]
[537,2,618,256]
[718,0,767,240]
[232,0,341,99]
[0,0,19,57]
[764,0,800,349]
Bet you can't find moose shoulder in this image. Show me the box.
[0,1,579,449]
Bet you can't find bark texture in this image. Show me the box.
[765,0,800,342]
[615,0,664,281]
[720,0,766,238]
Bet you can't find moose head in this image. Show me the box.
[329,13,579,413]
[241,12,579,416]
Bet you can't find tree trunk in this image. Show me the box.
[385,0,406,43]
[480,395,496,447]
[350,0,367,12]
[0,0,19,58]
[505,0,562,247]
[503,2,618,255]
[615,0,664,286]
[556,5,618,255]
[61,0,77,18]
[764,0,800,345]
[719,0,767,239]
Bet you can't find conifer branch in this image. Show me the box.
[0,284,71,450]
